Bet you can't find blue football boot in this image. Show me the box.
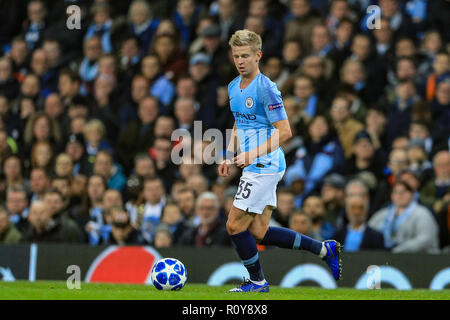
[322,240,343,281]
[229,278,269,293]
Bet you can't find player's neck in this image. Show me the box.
[240,69,260,89]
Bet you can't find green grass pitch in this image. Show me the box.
[0,281,449,300]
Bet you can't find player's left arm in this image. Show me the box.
[233,119,292,168]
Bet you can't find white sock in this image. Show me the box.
[319,243,327,258]
[251,279,267,285]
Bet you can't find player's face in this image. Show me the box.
[231,45,262,78]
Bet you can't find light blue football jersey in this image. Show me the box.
[228,72,288,174]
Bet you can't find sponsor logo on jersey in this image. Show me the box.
[233,111,256,120]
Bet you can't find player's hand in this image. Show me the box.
[233,152,255,168]
[218,159,232,176]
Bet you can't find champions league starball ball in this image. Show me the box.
[151,258,187,290]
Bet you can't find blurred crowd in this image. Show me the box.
[0,0,449,253]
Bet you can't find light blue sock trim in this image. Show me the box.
[293,233,301,250]
[242,252,259,266]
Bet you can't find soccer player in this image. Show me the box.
[218,29,342,292]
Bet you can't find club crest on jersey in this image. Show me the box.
[245,97,254,109]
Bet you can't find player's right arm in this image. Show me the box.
[218,122,237,177]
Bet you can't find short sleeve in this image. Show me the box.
[261,81,288,124]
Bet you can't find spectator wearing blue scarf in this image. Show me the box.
[369,181,439,253]
[84,3,114,54]
[78,37,102,96]
[23,0,47,50]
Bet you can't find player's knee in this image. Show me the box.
[249,224,269,243]
[226,219,241,235]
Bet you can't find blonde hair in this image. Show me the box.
[83,119,106,138]
[228,29,262,53]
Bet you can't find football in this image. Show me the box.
[151,258,187,291]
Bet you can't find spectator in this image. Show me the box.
[149,136,178,190]
[8,37,29,78]
[84,3,114,54]
[0,56,20,100]
[23,112,63,159]
[127,0,160,55]
[150,34,188,84]
[118,35,141,81]
[6,186,29,233]
[289,211,314,238]
[160,202,189,244]
[93,150,126,192]
[125,153,156,202]
[368,181,439,253]
[284,0,322,53]
[83,119,114,162]
[0,205,22,244]
[29,167,51,204]
[58,69,82,108]
[271,189,296,228]
[321,173,346,226]
[153,223,174,248]
[65,133,91,176]
[30,49,58,97]
[261,55,290,91]
[3,155,28,194]
[119,74,150,130]
[420,151,450,213]
[30,140,53,173]
[173,0,198,49]
[44,93,65,123]
[372,148,410,212]
[365,105,388,152]
[302,195,334,241]
[178,191,231,247]
[118,97,159,171]
[54,153,74,179]
[0,129,15,169]
[140,54,175,108]
[188,52,219,128]
[430,78,450,135]
[333,195,385,252]
[23,199,81,243]
[176,188,197,226]
[199,23,231,82]
[22,0,47,50]
[292,74,326,119]
[284,115,344,208]
[405,138,433,181]
[344,130,386,179]
[104,206,144,245]
[385,80,420,143]
[129,177,167,243]
[330,95,364,159]
[281,39,303,74]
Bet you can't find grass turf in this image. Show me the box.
[0,281,449,300]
